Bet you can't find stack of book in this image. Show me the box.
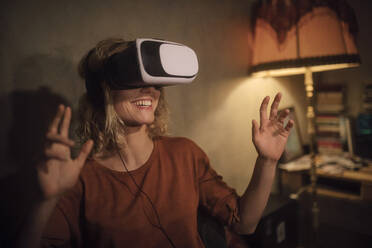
[316,90,344,113]
[315,115,346,154]
[362,83,372,113]
[315,84,346,154]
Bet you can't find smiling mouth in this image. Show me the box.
[133,99,152,108]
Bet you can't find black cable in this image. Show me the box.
[115,141,177,248]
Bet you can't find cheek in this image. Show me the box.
[154,92,161,108]
[113,101,133,118]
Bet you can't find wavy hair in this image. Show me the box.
[76,38,168,157]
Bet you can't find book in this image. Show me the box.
[315,84,346,154]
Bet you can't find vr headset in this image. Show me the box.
[104,38,199,89]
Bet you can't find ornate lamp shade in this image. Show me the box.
[250,0,361,77]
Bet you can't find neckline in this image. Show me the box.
[89,138,159,176]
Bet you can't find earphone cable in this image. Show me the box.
[114,141,177,248]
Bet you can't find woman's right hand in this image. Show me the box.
[37,105,93,201]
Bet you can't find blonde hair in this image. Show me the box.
[76,38,168,157]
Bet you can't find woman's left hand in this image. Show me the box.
[252,93,293,162]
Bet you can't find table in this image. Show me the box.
[279,156,372,202]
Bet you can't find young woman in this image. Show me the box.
[16,38,293,248]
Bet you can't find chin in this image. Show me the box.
[125,117,155,127]
[140,116,155,124]
[144,119,155,125]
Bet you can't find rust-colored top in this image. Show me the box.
[42,136,240,248]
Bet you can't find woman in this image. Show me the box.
[17,38,293,248]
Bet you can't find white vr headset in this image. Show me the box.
[104,38,199,89]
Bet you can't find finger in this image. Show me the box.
[46,133,75,147]
[269,92,282,120]
[252,119,259,137]
[284,119,294,132]
[44,145,70,161]
[75,140,94,168]
[48,105,65,134]
[260,96,270,127]
[278,109,289,124]
[44,152,68,161]
[60,106,72,137]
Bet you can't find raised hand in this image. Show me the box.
[37,105,93,201]
[252,93,293,162]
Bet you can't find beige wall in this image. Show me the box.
[2,0,370,195]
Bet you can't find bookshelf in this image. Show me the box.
[315,84,347,154]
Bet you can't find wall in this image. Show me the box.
[1,0,319,196]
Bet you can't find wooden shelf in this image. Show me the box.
[317,167,372,183]
[307,187,361,201]
[279,165,372,202]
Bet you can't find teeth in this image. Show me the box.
[134,100,151,107]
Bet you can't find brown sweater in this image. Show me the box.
[42,136,240,248]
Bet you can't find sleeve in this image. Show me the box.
[41,180,83,248]
[195,144,241,227]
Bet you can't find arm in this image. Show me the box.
[15,105,93,248]
[233,93,293,234]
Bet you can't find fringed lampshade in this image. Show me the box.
[250,0,361,77]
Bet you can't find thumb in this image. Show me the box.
[75,140,94,168]
[252,119,259,137]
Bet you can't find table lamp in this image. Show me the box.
[249,0,361,245]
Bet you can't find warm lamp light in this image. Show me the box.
[250,0,361,246]
[250,0,361,77]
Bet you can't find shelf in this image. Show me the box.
[279,166,372,202]
[308,187,362,201]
